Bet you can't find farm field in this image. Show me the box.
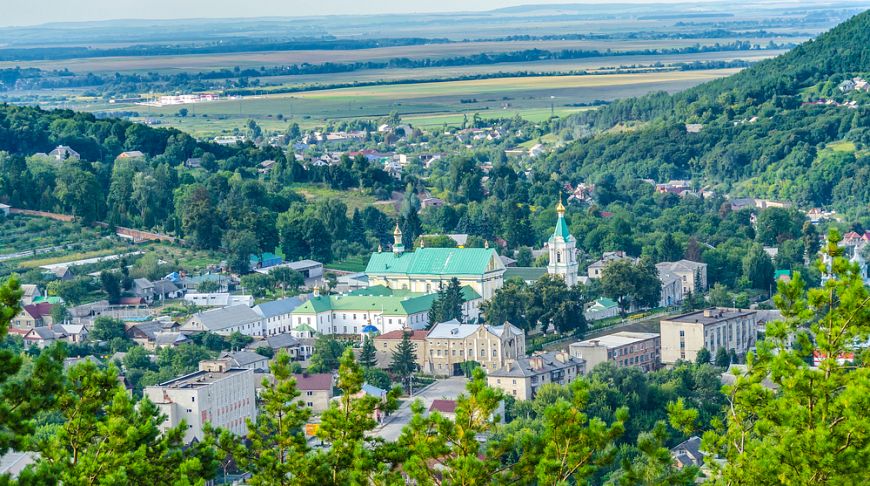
[112,69,738,135]
[0,38,800,74]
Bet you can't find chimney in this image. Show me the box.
[703,309,714,318]
[555,352,568,363]
[530,356,543,370]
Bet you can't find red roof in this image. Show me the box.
[116,297,145,306]
[293,373,333,391]
[429,399,457,414]
[23,302,53,319]
[376,330,428,341]
[7,327,30,337]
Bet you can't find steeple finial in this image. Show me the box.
[393,222,405,254]
[556,195,565,215]
[484,240,489,249]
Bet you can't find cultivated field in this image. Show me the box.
[111,69,738,134]
[0,38,799,74]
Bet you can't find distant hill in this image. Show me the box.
[551,9,870,213]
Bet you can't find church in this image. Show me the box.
[364,201,579,300]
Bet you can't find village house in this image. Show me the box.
[133,278,183,304]
[245,333,312,361]
[570,331,661,373]
[220,350,270,371]
[46,145,80,161]
[487,351,585,400]
[12,302,54,328]
[19,284,41,306]
[184,293,254,308]
[294,373,334,414]
[660,308,758,364]
[144,359,257,443]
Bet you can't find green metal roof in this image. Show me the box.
[549,215,573,242]
[292,286,481,316]
[365,248,501,276]
[593,298,618,309]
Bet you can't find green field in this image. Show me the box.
[111,70,737,135]
[290,184,396,215]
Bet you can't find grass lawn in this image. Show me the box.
[827,140,857,153]
[290,184,394,215]
[327,256,368,273]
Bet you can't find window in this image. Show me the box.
[307,391,313,396]
[307,402,313,407]
[679,330,685,337]
[192,397,195,402]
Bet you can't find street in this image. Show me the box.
[371,376,469,442]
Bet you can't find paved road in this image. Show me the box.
[372,376,469,441]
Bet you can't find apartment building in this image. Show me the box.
[569,331,661,373]
[660,308,757,364]
[487,351,585,400]
[144,359,257,443]
[373,329,429,370]
[423,320,525,376]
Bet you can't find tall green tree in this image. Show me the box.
[390,332,417,392]
[742,244,775,291]
[600,259,661,315]
[22,361,217,484]
[210,351,320,485]
[482,278,530,330]
[704,230,870,484]
[359,335,377,369]
[427,278,464,326]
[317,348,399,484]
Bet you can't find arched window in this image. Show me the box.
[556,251,562,263]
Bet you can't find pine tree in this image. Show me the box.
[210,351,319,485]
[704,230,870,483]
[318,348,400,484]
[359,335,377,368]
[390,332,418,391]
[428,278,465,327]
[22,361,217,484]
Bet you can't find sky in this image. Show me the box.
[4,0,718,27]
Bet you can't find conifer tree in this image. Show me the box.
[390,332,418,391]
[210,351,319,485]
[704,230,870,484]
[359,335,378,369]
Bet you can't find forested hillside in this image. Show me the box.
[554,9,870,212]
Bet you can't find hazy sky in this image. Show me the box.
[4,0,717,27]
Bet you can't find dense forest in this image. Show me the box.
[553,10,870,212]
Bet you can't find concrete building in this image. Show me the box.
[656,260,708,295]
[294,373,334,414]
[254,296,305,336]
[569,331,661,373]
[290,286,481,338]
[144,359,257,443]
[423,320,525,376]
[586,251,635,280]
[487,351,585,400]
[660,308,757,364]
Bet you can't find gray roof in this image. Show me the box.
[503,267,547,282]
[264,333,301,349]
[222,350,269,368]
[655,259,706,273]
[128,321,163,340]
[194,305,262,331]
[155,332,188,346]
[488,352,584,378]
[134,278,153,289]
[254,297,305,319]
[670,436,703,466]
[152,280,180,294]
[427,320,522,340]
[30,327,58,340]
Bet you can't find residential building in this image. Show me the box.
[144,359,257,443]
[133,278,183,304]
[569,331,661,373]
[290,286,481,338]
[671,436,704,469]
[660,308,758,364]
[254,296,305,336]
[19,285,41,305]
[587,251,635,279]
[22,324,88,348]
[179,273,235,293]
[365,226,506,300]
[583,298,619,321]
[423,319,525,376]
[254,260,323,280]
[655,260,708,295]
[246,333,312,361]
[182,304,264,337]
[428,400,457,420]
[47,145,80,161]
[547,199,579,286]
[658,270,685,307]
[487,351,585,400]
[125,320,183,349]
[220,350,269,371]
[249,252,283,271]
[11,303,53,328]
[184,293,254,308]
[373,329,429,370]
[294,373,334,414]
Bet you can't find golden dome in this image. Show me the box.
[393,223,402,236]
[556,197,566,214]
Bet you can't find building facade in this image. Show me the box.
[487,351,585,400]
[365,227,506,300]
[547,199,579,286]
[144,359,257,443]
[423,320,526,376]
[656,260,708,295]
[569,331,661,372]
[660,308,757,364]
[293,373,334,414]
